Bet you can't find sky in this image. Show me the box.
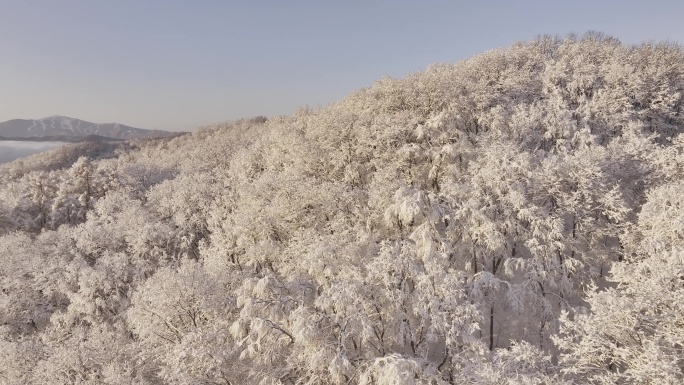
[1,1,683,132]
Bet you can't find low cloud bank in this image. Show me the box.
[0,142,67,163]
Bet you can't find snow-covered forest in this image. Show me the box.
[1,33,684,384]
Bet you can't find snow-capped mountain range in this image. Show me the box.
[0,116,176,141]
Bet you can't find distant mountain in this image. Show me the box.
[0,116,176,141]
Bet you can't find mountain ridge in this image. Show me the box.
[0,116,177,140]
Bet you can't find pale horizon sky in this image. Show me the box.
[1,1,683,132]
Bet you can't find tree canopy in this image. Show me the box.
[1,33,683,384]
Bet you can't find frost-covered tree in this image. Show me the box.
[556,179,684,384]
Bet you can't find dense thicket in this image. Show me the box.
[1,33,684,384]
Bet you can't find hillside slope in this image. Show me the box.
[1,33,683,384]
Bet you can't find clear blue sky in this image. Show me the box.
[1,1,683,131]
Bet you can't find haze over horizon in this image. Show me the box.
[1,0,683,132]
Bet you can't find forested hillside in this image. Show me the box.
[1,33,684,384]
